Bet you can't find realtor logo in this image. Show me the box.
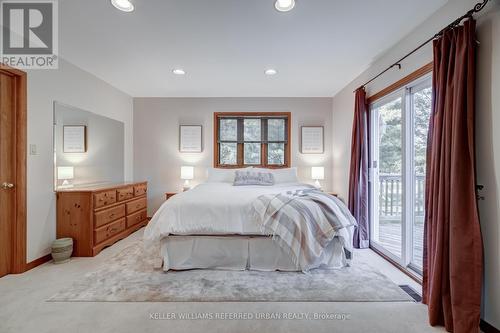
[0,0,58,69]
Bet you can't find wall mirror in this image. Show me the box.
[53,102,125,190]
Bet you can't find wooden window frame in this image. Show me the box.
[213,112,291,168]
[367,62,433,104]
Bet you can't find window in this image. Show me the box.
[369,73,431,276]
[214,112,290,168]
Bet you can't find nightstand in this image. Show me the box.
[165,192,177,201]
[326,192,338,197]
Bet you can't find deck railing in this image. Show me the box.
[378,174,425,218]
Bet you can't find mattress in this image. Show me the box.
[160,233,352,272]
[144,182,314,237]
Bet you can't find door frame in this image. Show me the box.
[0,63,27,274]
[367,63,433,281]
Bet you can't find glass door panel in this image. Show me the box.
[410,84,432,271]
[369,75,432,276]
[371,93,404,260]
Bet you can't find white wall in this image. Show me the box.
[476,2,500,328]
[331,0,500,328]
[26,59,133,262]
[134,97,333,214]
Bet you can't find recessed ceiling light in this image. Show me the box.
[111,0,134,12]
[172,69,186,75]
[275,0,295,12]
[265,69,278,76]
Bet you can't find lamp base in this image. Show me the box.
[314,179,322,189]
[182,179,191,192]
[59,180,74,189]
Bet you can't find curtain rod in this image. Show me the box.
[354,0,490,92]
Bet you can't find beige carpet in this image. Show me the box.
[49,241,413,302]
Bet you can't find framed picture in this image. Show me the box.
[301,126,324,154]
[63,125,87,153]
[179,125,202,152]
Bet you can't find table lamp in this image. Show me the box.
[311,166,324,189]
[58,166,74,188]
[181,166,194,191]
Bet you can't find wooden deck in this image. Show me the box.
[377,219,424,268]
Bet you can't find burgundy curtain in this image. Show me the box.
[423,19,483,333]
[348,88,369,249]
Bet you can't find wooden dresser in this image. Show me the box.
[56,182,148,257]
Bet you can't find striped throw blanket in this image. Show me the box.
[251,189,357,271]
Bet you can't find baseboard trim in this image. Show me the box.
[481,319,500,333]
[25,254,52,271]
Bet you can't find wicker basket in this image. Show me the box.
[51,238,73,264]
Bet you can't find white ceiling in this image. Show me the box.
[59,0,447,97]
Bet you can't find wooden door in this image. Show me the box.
[0,64,26,277]
[0,70,16,277]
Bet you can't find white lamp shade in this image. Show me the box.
[275,0,295,11]
[311,167,324,180]
[181,166,194,180]
[57,166,74,180]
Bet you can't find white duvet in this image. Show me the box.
[143,182,313,241]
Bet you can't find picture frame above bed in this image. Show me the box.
[179,125,203,153]
[301,126,324,154]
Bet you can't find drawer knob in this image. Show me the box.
[109,213,115,218]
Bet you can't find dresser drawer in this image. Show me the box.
[94,204,125,228]
[117,186,134,202]
[94,218,126,244]
[94,190,117,209]
[134,184,147,197]
[126,209,147,228]
[126,197,147,214]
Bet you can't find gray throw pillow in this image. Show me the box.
[233,170,275,186]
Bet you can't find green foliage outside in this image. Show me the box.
[378,87,432,175]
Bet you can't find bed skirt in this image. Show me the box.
[160,233,351,272]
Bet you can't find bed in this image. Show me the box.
[143,168,355,272]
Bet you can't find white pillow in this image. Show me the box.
[252,167,298,183]
[206,167,253,183]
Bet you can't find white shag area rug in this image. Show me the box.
[49,241,413,302]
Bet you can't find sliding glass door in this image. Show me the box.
[409,81,432,272]
[369,75,431,274]
[371,93,404,259]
